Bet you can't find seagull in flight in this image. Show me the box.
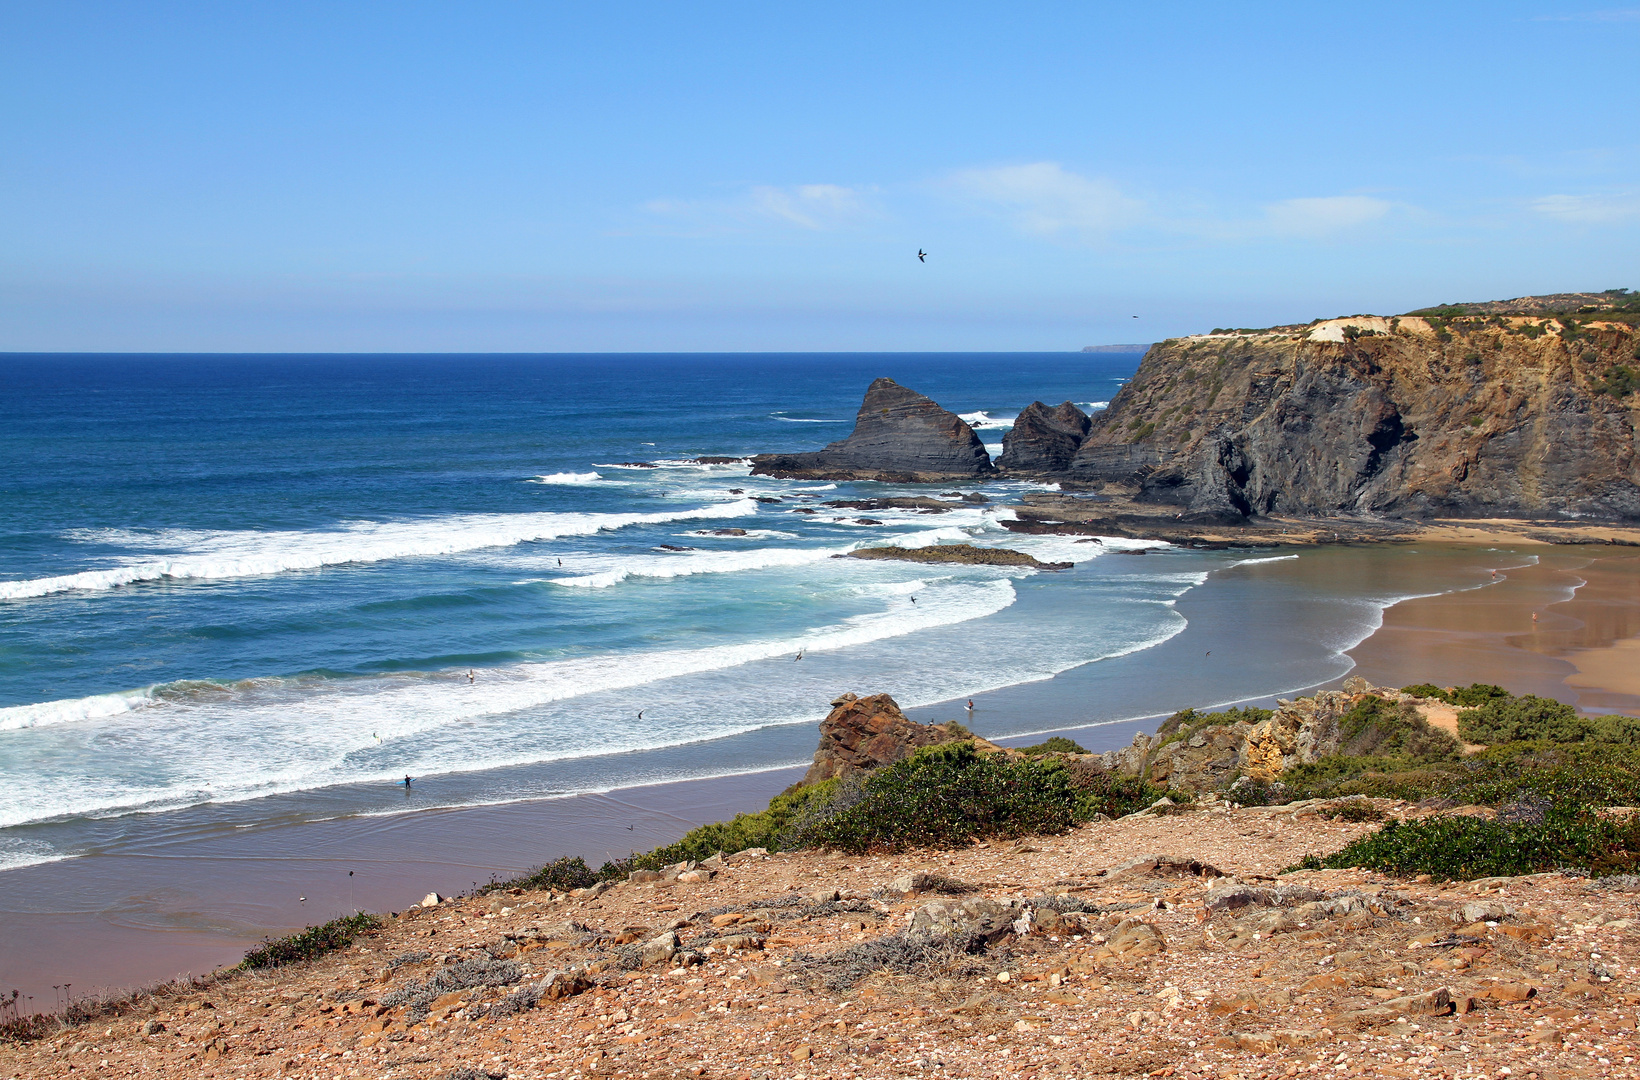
[917,249,926,262]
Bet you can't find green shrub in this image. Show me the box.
[484,855,599,894]
[239,912,382,971]
[1594,365,1639,397]
[787,742,1085,852]
[1400,682,1508,707]
[1336,696,1460,762]
[1128,422,1156,442]
[1296,809,1640,881]
[1019,736,1089,756]
[617,780,841,873]
[1459,694,1583,744]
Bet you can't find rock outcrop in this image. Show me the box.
[995,401,1091,472]
[844,543,1071,570]
[1006,296,1640,522]
[796,693,991,787]
[752,378,995,482]
[1095,678,1436,793]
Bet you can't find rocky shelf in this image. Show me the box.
[842,543,1072,570]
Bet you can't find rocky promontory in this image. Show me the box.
[994,400,1091,473]
[751,377,995,482]
[796,692,997,786]
[1008,293,1640,522]
[844,543,1073,570]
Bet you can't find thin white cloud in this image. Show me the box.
[1532,192,1640,223]
[1259,195,1393,238]
[641,183,878,234]
[945,162,1143,240]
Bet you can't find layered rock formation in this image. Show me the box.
[994,401,1091,472]
[1004,298,1640,522]
[752,378,995,482]
[796,692,996,787]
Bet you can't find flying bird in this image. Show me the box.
[917,250,926,262]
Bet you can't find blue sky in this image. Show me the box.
[2,2,1636,351]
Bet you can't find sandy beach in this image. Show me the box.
[1347,547,1640,715]
[4,541,1639,1012]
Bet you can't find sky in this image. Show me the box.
[1,2,1636,352]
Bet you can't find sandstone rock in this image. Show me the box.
[910,897,1021,944]
[676,869,713,884]
[751,378,995,481]
[572,881,613,900]
[140,1020,165,1036]
[628,870,665,885]
[996,401,1091,473]
[727,847,768,861]
[845,543,1071,570]
[1100,853,1224,881]
[1338,987,1455,1028]
[796,692,975,787]
[713,934,764,952]
[420,892,444,907]
[801,885,841,904]
[541,971,592,1001]
[1098,918,1166,959]
[890,872,940,893]
[640,930,680,967]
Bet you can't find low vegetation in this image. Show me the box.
[238,911,383,971]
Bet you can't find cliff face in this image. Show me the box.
[752,377,994,481]
[1043,312,1640,521]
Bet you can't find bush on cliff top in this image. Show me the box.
[238,911,382,971]
[1295,809,1640,881]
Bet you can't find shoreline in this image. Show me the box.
[4,540,1640,1007]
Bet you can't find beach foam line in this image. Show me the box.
[552,544,851,589]
[1227,554,1300,568]
[526,472,603,485]
[1,500,759,601]
[0,578,1019,828]
[0,688,156,731]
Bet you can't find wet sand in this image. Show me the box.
[1347,547,1640,714]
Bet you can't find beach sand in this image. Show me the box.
[1346,547,1640,714]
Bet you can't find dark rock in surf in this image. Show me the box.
[751,378,995,482]
[996,401,1091,474]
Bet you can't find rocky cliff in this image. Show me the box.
[1010,294,1640,522]
[752,378,995,482]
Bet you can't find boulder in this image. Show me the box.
[795,693,977,787]
[996,401,1091,473]
[751,378,995,481]
[640,930,680,967]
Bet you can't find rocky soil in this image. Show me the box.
[10,804,1638,1080]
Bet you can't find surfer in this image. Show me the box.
[637,710,644,720]
[966,699,974,712]
[402,775,413,789]
[795,649,804,661]
[468,669,474,684]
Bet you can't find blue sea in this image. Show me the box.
[0,352,1505,886]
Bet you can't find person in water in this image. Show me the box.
[403,775,413,788]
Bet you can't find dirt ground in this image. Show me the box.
[5,799,1638,1080]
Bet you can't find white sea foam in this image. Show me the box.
[0,577,1019,828]
[983,443,1004,459]
[527,472,603,485]
[1077,401,1110,411]
[1227,554,1300,568]
[771,413,847,423]
[0,688,156,731]
[552,544,850,589]
[1,501,759,601]
[958,411,1016,430]
[593,459,752,471]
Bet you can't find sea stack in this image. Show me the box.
[751,377,995,482]
[995,401,1091,473]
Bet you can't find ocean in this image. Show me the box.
[0,353,1514,908]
